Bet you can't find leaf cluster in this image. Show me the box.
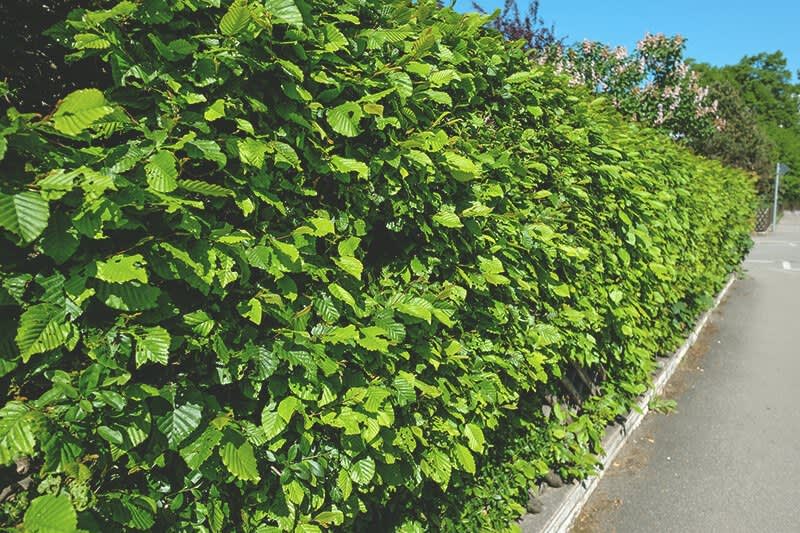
[0,1,755,531]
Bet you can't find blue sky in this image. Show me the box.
[452,0,800,79]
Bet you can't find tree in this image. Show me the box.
[556,33,723,142]
[471,0,561,52]
[694,52,800,203]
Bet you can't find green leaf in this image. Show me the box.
[97,282,160,311]
[277,396,302,422]
[145,151,179,192]
[95,254,148,284]
[179,179,234,197]
[0,191,50,242]
[0,401,37,457]
[270,141,301,169]
[443,152,481,181]
[432,208,463,228]
[328,283,357,310]
[331,155,368,178]
[158,403,203,449]
[180,426,223,470]
[453,443,476,474]
[97,425,124,446]
[393,373,416,405]
[187,139,227,168]
[16,304,71,362]
[308,215,335,237]
[52,88,113,136]
[334,256,363,280]
[314,510,344,526]
[260,410,288,440]
[350,456,375,485]
[265,0,304,27]
[421,449,451,488]
[314,294,340,323]
[220,439,260,482]
[238,138,269,168]
[397,297,433,323]
[134,326,170,367]
[323,24,348,52]
[326,102,363,137]
[204,98,226,121]
[23,495,77,533]
[505,71,535,84]
[464,423,485,453]
[74,32,111,49]
[552,283,571,297]
[220,1,251,35]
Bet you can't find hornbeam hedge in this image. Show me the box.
[0,0,755,531]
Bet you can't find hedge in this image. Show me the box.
[0,0,755,531]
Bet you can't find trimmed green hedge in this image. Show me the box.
[0,1,754,531]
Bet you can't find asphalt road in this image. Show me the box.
[572,212,800,533]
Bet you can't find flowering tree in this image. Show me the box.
[553,34,722,142]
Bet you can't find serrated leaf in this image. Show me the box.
[260,410,288,440]
[396,297,432,323]
[204,98,226,121]
[95,254,148,284]
[326,102,363,137]
[461,202,493,217]
[314,295,340,323]
[15,304,71,362]
[432,208,462,228]
[270,141,301,169]
[337,469,352,499]
[179,179,234,197]
[265,0,303,27]
[350,456,375,485]
[453,443,476,474]
[443,151,481,181]
[0,401,37,457]
[134,326,170,367]
[220,1,251,35]
[187,139,227,168]
[158,403,203,449]
[145,151,179,192]
[328,283,357,310]
[334,256,363,280]
[74,32,111,49]
[52,88,113,136]
[97,281,161,311]
[505,71,535,84]
[552,283,571,297]
[421,449,451,488]
[331,155,368,178]
[464,423,485,453]
[314,510,344,526]
[180,426,223,470]
[277,396,302,422]
[238,138,269,168]
[97,425,124,446]
[323,24,348,52]
[23,495,77,533]
[0,191,50,243]
[220,439,260,482]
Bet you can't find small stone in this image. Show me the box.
[544,470,564,488]
[527,489,544,514]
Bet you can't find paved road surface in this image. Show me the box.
[573,212,800,533]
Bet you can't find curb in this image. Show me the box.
[530,274,737,533]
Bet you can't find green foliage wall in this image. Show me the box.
[0,1,755,531]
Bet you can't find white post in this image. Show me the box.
[772,162,780,232]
